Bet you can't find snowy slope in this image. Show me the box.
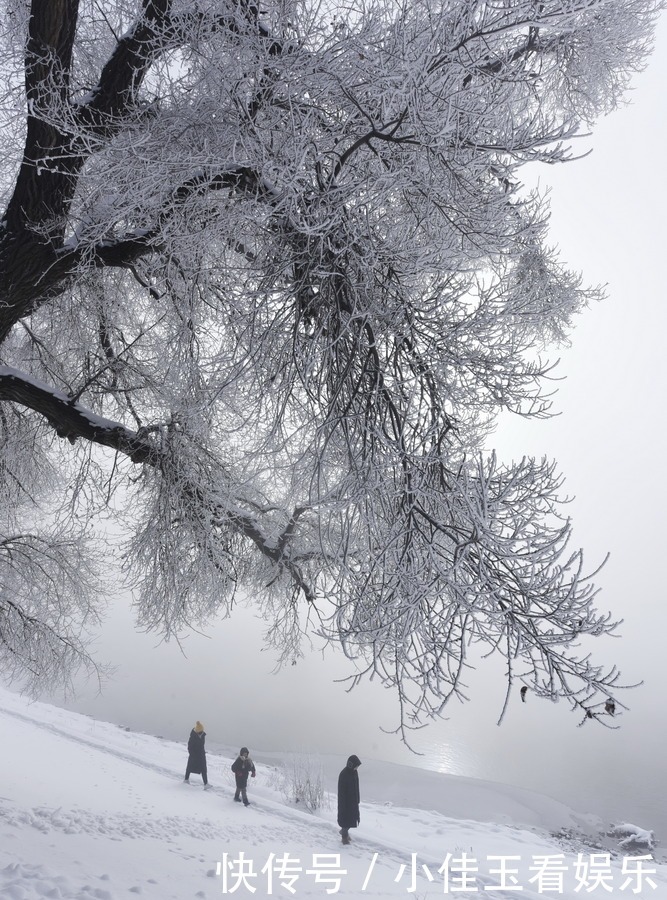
[1,686,664,899]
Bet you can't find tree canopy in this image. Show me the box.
[0,0,661,734]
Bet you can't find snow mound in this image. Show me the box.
[610,823,656,849]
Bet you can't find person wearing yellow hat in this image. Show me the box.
[184,721,211,789]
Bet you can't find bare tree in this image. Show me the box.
[274,752,327,812]
[0,0,661,733]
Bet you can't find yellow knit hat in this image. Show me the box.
[194,721,204,733]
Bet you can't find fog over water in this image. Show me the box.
[56,567,667,840]
[35,11,667,850]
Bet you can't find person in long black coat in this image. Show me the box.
[184,721,210,788]
[337,754,361,844]
[231,747,256,806]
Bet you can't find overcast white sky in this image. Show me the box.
[45,11,667,840]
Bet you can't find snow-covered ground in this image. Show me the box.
[1,685,664,899]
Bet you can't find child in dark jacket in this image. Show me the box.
[231,747,256,806]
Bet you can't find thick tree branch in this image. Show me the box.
[0,365,160,463]
[0,2,285,346]
[4,0,80,234]
[0,366,316,602]
[47,165,286,283]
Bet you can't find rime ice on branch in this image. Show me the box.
[0,0,661,730]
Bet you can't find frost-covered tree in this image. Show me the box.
[0,0,661,729]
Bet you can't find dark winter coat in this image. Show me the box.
[337,756,361,829]
[231,755,256,787]
[187,729,206,775]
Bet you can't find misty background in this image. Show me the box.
[32,13,667,841]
